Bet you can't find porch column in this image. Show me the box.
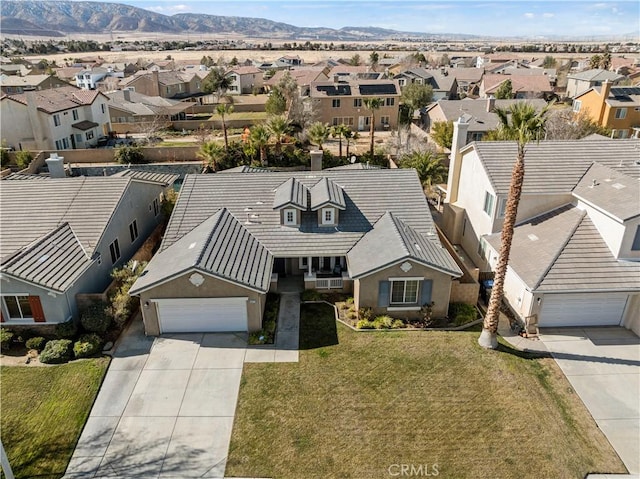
[307,256,312,275]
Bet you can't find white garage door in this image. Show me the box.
[539,293,628,327]
[156,298,248,333]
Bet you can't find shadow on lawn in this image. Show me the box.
[299,303,338,350]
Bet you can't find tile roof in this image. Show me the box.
[1,222,93,292]
[273,177,309,210]
[226,66,262,75]
[446,67,484,83]
[483,74,553,94]
[471,138,640,195]
[5,86,102,114]
[605,86,640,107]
[0,74,53,87]
[347,212,461,278]
[326,163,382,170]
[110,169,179,186]
[72,120,99,131]
[2,173,50,181]
[309,177,346,210]
[130,208,272,294]
[219,166,274,173]
[572,163,640,221]
[568,69,625,82]
[264,68,327,87]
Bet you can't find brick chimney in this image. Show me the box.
[310,150,323,171]
[444,116,470,204]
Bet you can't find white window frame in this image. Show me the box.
[572,100,581,112]
[353,98,362,107]
[478,237,488,260]
[389,278,420,306]
[283,208,297,226]
[498,197,507,218]
[299,257,308,269]
[2,294,33,320]
[615,108,627,120]
[321,207,335,225]
[380,115,390,126]
[483,191,495,217]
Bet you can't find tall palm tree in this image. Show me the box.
[216,102,234,150]
[398,150,448,189]
[330,123,351,158]
[479,102,550,349]
[344,130,359,158]
[266,115,292,156]
[196,141,224,172]
[250,124,271,166]
[307,122,330,150]
[363,97,384,157]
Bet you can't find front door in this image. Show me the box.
[273,258,286,276]
[358,116,366,131]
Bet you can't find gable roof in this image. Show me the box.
[226,66,262,75]
[470,138,640,195]
[273,177,309,210]
[309,177,346,210]
[130,208,272,294]
[348,212,461,279]
[4,85,103,114]
[568,69,625,82]
[0,74,54,87]
[483,74,552,94]
[264,68,328,88]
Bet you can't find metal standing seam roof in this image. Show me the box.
[110,169,179,186]
[347,212,462,279]
[309,177,346,210]
[272,177,309,210]
[130,208,272,294]
[471,138,640,196]
[0,222,93,292]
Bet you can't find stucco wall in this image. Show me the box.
[623,294,640,336]
[354,260,453,318]
[137,272,265,335]
[577,201,627,258]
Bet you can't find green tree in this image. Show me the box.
[15,150,33,169]
[250,124,271,166]
[307,122,330,150]
[265,88,287,115]
[479,102,550,350]
[344,129,358,158]
[114,146,145,164]
[349,54,361,66]
[197,141,224,172]
[330,123,352,158]
[401,83,434,147]
[431,120,454,150]
[203,67,231,101]
[266,115,292,156]
[494,79,514,99]
[589,54,602,70]
[216,102,234,149]
[542,55,557,68]
[398,150,448,189]
[601,52,612,70]
[369,51,379,71]
[363,97,384,157]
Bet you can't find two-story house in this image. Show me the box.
[0,85,111,151]
[75,67,124,90]
[224,66,264,95]
[480,74,553,99]
[130,159,462,334]
[0,168,178,325]
[441,119,640,333]
[0,74,67,95]
[119,70,206,99]
[310,79,401,131]
[566,69,625,98]
[393,68,458,101]
[572,82,640,138]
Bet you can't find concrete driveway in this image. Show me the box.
[65,320,247,478]
[540,327,640,474]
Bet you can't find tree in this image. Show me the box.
[494,79,514,99]
[589,54,602,70]
[330,124,352,158]
[250,124,270,166]
[369,51,379,71]
[542,55,557,68]
[401,83,433,148]
[398,150,448,189]
[349,54,361,66]
[197,141,224,172]
[344,129,359,158]
[216,102,234,149]
[479,102,550,349]
[363,97,384,157]
[203,67,231,101]
[266,115,292,155]
[114,145,145,164]
[601,52,612,70]
[265,88,287,115]
[545,108,611,139]
[307,122,330,150]
[431,120,454,150]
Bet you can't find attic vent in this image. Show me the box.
[188,242,197,249]
[527,234,539,242]
[612,183,626,190]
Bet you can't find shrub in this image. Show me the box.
[81,303,111,333]
[114,145,146,164]
[55,319,78,339]
[358,307,373,321]
[0,148,9,168]
[448,302,478,326]
[373,315,394,329]
[15,150,33,169]
[356,319,375,329]
[73,333,103,358]
[107,260,147,327]
[346,297,354,305]
[339,302,349,311]
[39,339,73,364]
[346,310,358,320]
[391,319,405,329]
[25,336,47,352]
[0,328,14,350]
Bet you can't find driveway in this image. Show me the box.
[540,327,640,475]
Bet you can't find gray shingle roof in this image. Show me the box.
[573,163,640,221]
[1,223,93,292]
[130,208,272,294]
[273,177,309,210]
[567,69,624,82]
[326,163,382,170]
[348,212,461,278]
[110,169,179,186]
[310,177,346,210]
[471,138,640,195]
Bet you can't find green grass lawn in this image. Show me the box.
[227,303,625,479]
[0,358,109,479]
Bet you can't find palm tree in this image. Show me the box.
[479,102,550,349]
[330,124,351,158]
[250,124,271,166]
[215,102,234,150]
[307,122,330,150]
[398,150,448,189]
[363,97,384,157]
[345,130,359,158]
[196,141,224,172]
[266,115,292,156]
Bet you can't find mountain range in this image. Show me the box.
[0,0,479,40]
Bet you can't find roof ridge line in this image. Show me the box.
[387,212,411,257]
[194,208,229,267]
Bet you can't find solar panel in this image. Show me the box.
[611,87,640,96]
[315,85,351,96]
[358,84,397,96]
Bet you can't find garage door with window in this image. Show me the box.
[156,297,248,333]
[539,293,628,327]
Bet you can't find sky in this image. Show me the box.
[123,0,640,38]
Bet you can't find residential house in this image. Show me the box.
[393,68,458,101]
[54,66,85,83]
[441,121,640,332]
[476,54,519,69]
[424,97,548,143]
[0,85,111,151]
[75,67,124,90]
[499,67,558,87]
[310,79,401,131]
[129,164,462,334]
[278,55,303,67]
[119,70,206,99]
[225,66,264,95]
[0,169,178,325]
[106,89,190,129]
[445,67,484,97]
[264,68,329,96]
[0,64,32,77]
[480,74,553,99]
[566,69,625,98]
[0,74,68,94]
[572,82,640,138]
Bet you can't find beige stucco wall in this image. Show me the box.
[354,260,453,318]
[623,293,640,336]
[137,271,265,335]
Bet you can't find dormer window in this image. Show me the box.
[321,207,335,225]
[284,208,297,226]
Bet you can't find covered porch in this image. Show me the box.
[270,256,353,293]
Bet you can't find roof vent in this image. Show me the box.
[188,242,197,249]
[612,183,626,189]
[527,234,539,242]
[37,254,49,264]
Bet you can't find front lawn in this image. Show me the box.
[0,358,109,479]
[227,303,625,479]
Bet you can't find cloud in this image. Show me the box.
[543,12,555,18]
[144,4,190,12]
[524,12,535,18]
